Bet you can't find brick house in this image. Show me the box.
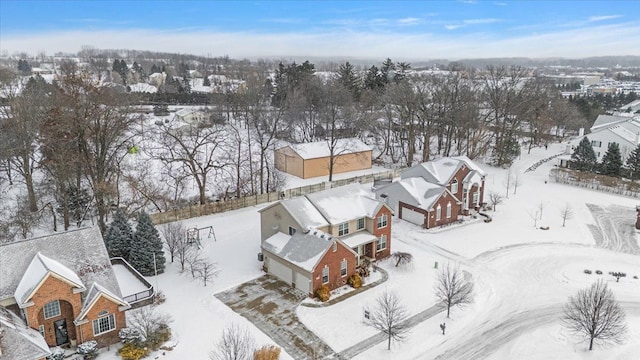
[375,156,486,228]
[0,227,147,354]
[260,184,393,296]
[274,138,372,179]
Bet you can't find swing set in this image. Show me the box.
[186,226,217,249]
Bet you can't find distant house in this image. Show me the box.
[259,184,393,296]
[275,138,373,179]
[375,156,486,228]
[0,227,153,352]
[173,108,208,126]
[559,114,640,167]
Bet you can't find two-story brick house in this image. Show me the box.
[375,156,486,228]
[259,184,393,296]
[0,227,136,355]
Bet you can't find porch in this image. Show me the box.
[110,257,155,308]
[340,232,379,264]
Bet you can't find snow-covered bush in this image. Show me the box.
[119,327,142,344]
[46,347,65,360]
[77,340,98,359]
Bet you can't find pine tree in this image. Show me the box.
[150,64,160,74]
[129,211,166,276]
[202,75,211,87]
[181,75,191,93]
[571,137,597,171]
[337,61,361,101]
[626,144,640,179]
[601,142,623,176]
[104,209,134,259]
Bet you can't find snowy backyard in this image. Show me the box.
[96,142,640,359]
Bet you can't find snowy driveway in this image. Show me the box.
[215,275,339,360]
[586,204,640,255]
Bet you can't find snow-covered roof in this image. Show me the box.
[0,307,50,359]
[279,196,329,228]
[0,227,121,302]
[129,82,157,93]
[590,114,630,131]
[341,231,377,249]
[383,178,450,210]
[75,283,129,322]
[14,253,86,307]
[281,138,372,160]
[305,184,385,224]
[262,229,339,272]
[175,108,205,117]
[401,156,486,185]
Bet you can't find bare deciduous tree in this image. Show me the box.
[562,280,627,351]
[488,191,503,212]
[434,264,474,318]
[364,290,410,350]
[161,222,187,263]
[512,170,523,195]
[198,260,220,287]
[127,305,173,341]
[186,250,204,278]
[560,203,574,227]
[392,252,413,267]
[210,323,256,360]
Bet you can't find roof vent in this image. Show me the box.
[320,234,324,239]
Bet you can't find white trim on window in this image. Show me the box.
[338,222,349,236]
[376,214,388,229]
[473,192,479,205]
[322,266,329,284]
[43,300,61,319]
[451,179,458,194]
[436,205,442,221]
[92,312,116,336]
[38,325,45,337]
[357,217,365,230]
[446,202,452,219]
[340,259,348,277]
[376,235,387,251]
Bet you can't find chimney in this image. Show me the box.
[578,128,585,137]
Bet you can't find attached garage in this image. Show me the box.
[265,256,292,284]
[294,271,311,294]
[400,205,425,227]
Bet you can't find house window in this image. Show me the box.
[43,300,61,319]
[341,259,348,277]
[591,140,602,148]
[38,325,45,337]
[357,218,365,230]
[376,214,388,229]
[451,179,458,194]
[377,235,387,251]
[338,222,349,236]
[92,311,116,336]
[473,192,479,205]
[436,205,442,221]
[446,202,452,219]
[288,226,296,235]
[322,266,329,284]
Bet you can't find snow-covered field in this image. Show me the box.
[102,142,640,359]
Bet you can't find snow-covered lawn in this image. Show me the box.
[101,142,640,359]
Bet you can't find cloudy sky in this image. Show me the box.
[1,0,639,60]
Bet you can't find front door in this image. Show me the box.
[54,318,69,346]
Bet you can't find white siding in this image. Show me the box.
[266,256,292,284]
[401,207,425,226]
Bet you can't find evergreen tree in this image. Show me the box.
[202,75,211,87]
[571,137,597,171]
[129,211,166,276]
[150,64,160,74]
[626,143,640,179]
[337,61,361,101]
[363,65,385,92]
[181,75,191,93]
[104,209,134,259]
[600,142,623,176]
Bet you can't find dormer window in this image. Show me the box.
[451,179,458,194]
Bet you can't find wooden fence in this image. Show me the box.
[149,169,402,224]
[549,168,640,199]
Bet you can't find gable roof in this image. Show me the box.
[262,229,356,272]
[379,177,459,211]
[278,138,372,160]
[75,283,129,322]
[401,156,486,185]
[0,227,121,303]
[279,196,330,229]
[590,114,630,131]
[14,253,86,307]
[0,306,50,359]
[305,183,389,224]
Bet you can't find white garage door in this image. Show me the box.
[401,206,425,226]
[267,257,292,284]
[294,271,311,294]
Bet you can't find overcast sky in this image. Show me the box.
[1,0,639,60]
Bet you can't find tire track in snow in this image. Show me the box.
[586,204,640,255]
